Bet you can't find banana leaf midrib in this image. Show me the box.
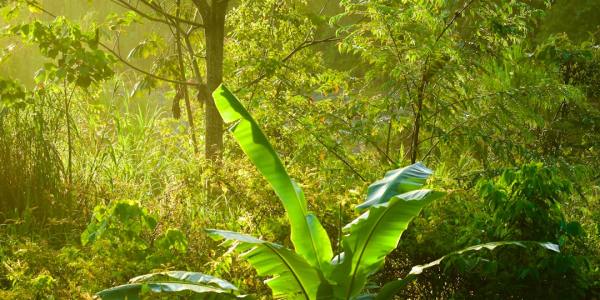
[345,198,393,299]
[304,213,327,270]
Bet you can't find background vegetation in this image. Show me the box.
[0,0,598,298]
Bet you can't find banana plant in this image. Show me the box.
[96,85,559,300]
[208,85,559,300]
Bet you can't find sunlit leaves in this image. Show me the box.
[10,17,114,88]
[81,200,157,248]
[0,78,28,110]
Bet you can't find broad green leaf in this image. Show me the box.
[338,189,445,298]
[357,163,432,211]
[213,84,333,269]
[130,271,238,291]
[207,229,332,300]
[96,282,242,300]
[375,241,560,299]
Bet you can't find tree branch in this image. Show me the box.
[110,0,169,26]
[236,35,342,92]
[111,0,204,28]
[138,0,205,28]
[282,36,342,62]
[99,42,197,86]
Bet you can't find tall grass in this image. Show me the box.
[0,79,67,226]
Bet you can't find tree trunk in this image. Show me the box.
[200,1,227,161]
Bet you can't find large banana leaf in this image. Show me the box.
[374,241,560,299]
[213,85,333,270]
[207,229,332,300]
[129,271,238,290]
[337,189,445,298]
[357,163,432,211]
[97,283,241,300]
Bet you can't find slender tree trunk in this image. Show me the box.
[174,1,199,154]
[410,80,426,164]
[198,1,228,161]
[63,80,73,185]
[175,34,199,154]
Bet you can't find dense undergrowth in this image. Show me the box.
[1,0,600,299]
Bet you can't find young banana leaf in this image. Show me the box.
[213,84,333,270]
[129,271,238,290]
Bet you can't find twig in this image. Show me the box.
[111,0,204,28]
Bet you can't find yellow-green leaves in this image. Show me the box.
[10,18,114,88]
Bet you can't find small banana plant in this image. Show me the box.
[96,85,559,300]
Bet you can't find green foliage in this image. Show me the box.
[81,200,158,248]
[389,163,598,298]
[155,228,189,254]
[29,273,56,299]
[467,163,594,298]
[81,200,191,265]
[0,239,92,299]
[479,163,576,241]
[1,1,599,299]
[0,77,27,109]
[375,241,559,300]
[10,17,114,88]
[98,86,560,300]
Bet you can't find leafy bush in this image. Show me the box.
[391,163,599,298]
[82,200,158,249]
[82,200,189,264]
[460,163,594,298]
